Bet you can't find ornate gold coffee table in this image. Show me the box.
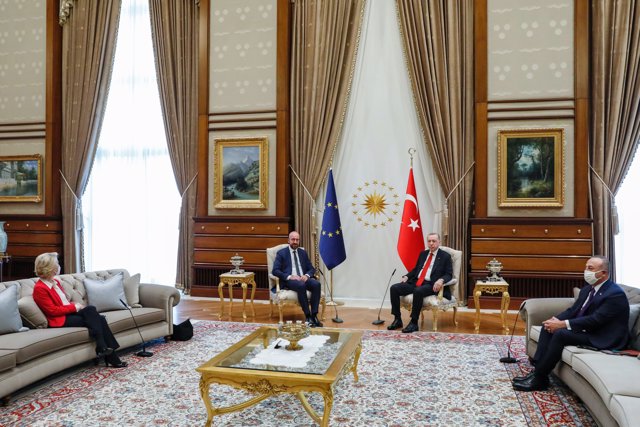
[196,326,363,427]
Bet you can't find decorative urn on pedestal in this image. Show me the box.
[486,258,503,282]
[0,221,7,255]
[229,253,245,274]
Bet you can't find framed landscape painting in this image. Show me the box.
[497,128,564,208]
[0,154,43,202]
[213,137,268,209]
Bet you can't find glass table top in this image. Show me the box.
[215,327,356,375]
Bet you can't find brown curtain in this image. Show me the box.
[148,0,199,293]
[290,0,365,262]
[61,0,121,273]
[591,0,640,272]
[396,0,475,301]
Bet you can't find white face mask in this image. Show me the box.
[583,270,601,285]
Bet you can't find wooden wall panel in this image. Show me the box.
[471,1,593,304]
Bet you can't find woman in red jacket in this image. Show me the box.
[32,252,127,368]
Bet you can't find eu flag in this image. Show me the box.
[319,169,346,270]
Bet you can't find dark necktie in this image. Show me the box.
[416,253,433,287]
[293,250,302,276]
[576,287,596,317]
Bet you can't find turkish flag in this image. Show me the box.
[397,168,425,270]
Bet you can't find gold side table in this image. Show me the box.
[218,272,256,321]
[473,279,510,333]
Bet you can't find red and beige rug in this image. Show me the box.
[0,321,594,426]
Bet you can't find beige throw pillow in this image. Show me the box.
[123,273,142,308]
[18,296,48,329]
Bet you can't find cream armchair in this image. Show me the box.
[400,245,462,331]
[266,244,326,323]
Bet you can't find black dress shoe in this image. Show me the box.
[104,353,128,368]
[306,316,316,328]
[312,316,323,328]
[512,374,549,392]
[512,371,535,383]
[401,322,419,333]
[387,318,403,330]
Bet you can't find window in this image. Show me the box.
[82,0,181,284]
[615,151,640,287]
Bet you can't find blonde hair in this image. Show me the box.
[34,252,60,279]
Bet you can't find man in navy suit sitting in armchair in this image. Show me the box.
[272,231,323,327]
[513,255,630,391]
[388,232,453,333]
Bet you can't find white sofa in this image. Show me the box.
[521,284,640,427]
[0,269,180,404]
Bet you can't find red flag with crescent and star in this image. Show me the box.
[397,167,425,270]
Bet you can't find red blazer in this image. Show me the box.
[33,278,77,327]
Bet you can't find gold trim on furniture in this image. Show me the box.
[196,326,363,427]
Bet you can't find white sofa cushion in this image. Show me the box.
[84,274,128,312]
[571,353,640,406]
[609,395,640,427]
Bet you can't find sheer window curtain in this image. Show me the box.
[615,153,640,287]
[82,0,181,285]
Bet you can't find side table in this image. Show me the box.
[473,279,510,333]
[218,272,256,321]
[0,254,11,282]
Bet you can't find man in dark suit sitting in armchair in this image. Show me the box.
[388,232,453,333]
[513,255,630,391]
[272,231,323,327]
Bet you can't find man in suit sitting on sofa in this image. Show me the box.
[513,255,630,392]
[272,231,323,327]
[388,232,453,333]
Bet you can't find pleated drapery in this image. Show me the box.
[149,0,199,293]
[395,0,475,301]
[60,1,121,273]
[289,0,366,262]
[590,0,640,271]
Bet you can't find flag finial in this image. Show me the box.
[408,148,416,168]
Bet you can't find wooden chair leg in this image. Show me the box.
[432,308,439,331]
[269,299,274,318]
[320,298,326,321]
[278,303,284,323]
[452,307,458,326]
[420,310,425,327]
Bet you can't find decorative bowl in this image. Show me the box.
[486,258,503,282]
[278,321,309,351]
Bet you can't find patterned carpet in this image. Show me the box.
[0,321,594,426]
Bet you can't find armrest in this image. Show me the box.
[521,297,573,346]
[437,278,458,300]
[269,274,281,292]
[138,283,181,329]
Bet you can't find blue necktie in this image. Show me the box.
[293,250,302,276]
[576,287,596,317]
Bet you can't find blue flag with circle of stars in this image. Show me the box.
[319,169,346,270]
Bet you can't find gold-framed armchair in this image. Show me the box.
[266,244,326,323]
[400,245,462,331]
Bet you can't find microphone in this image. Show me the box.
[119,299,153,357]
[500,301,526,363]
[372,268,396,325]
[317,269,343,323]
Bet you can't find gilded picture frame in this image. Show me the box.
[497,128,564,208]
[213,137,268,209]
[0,154,43,203]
